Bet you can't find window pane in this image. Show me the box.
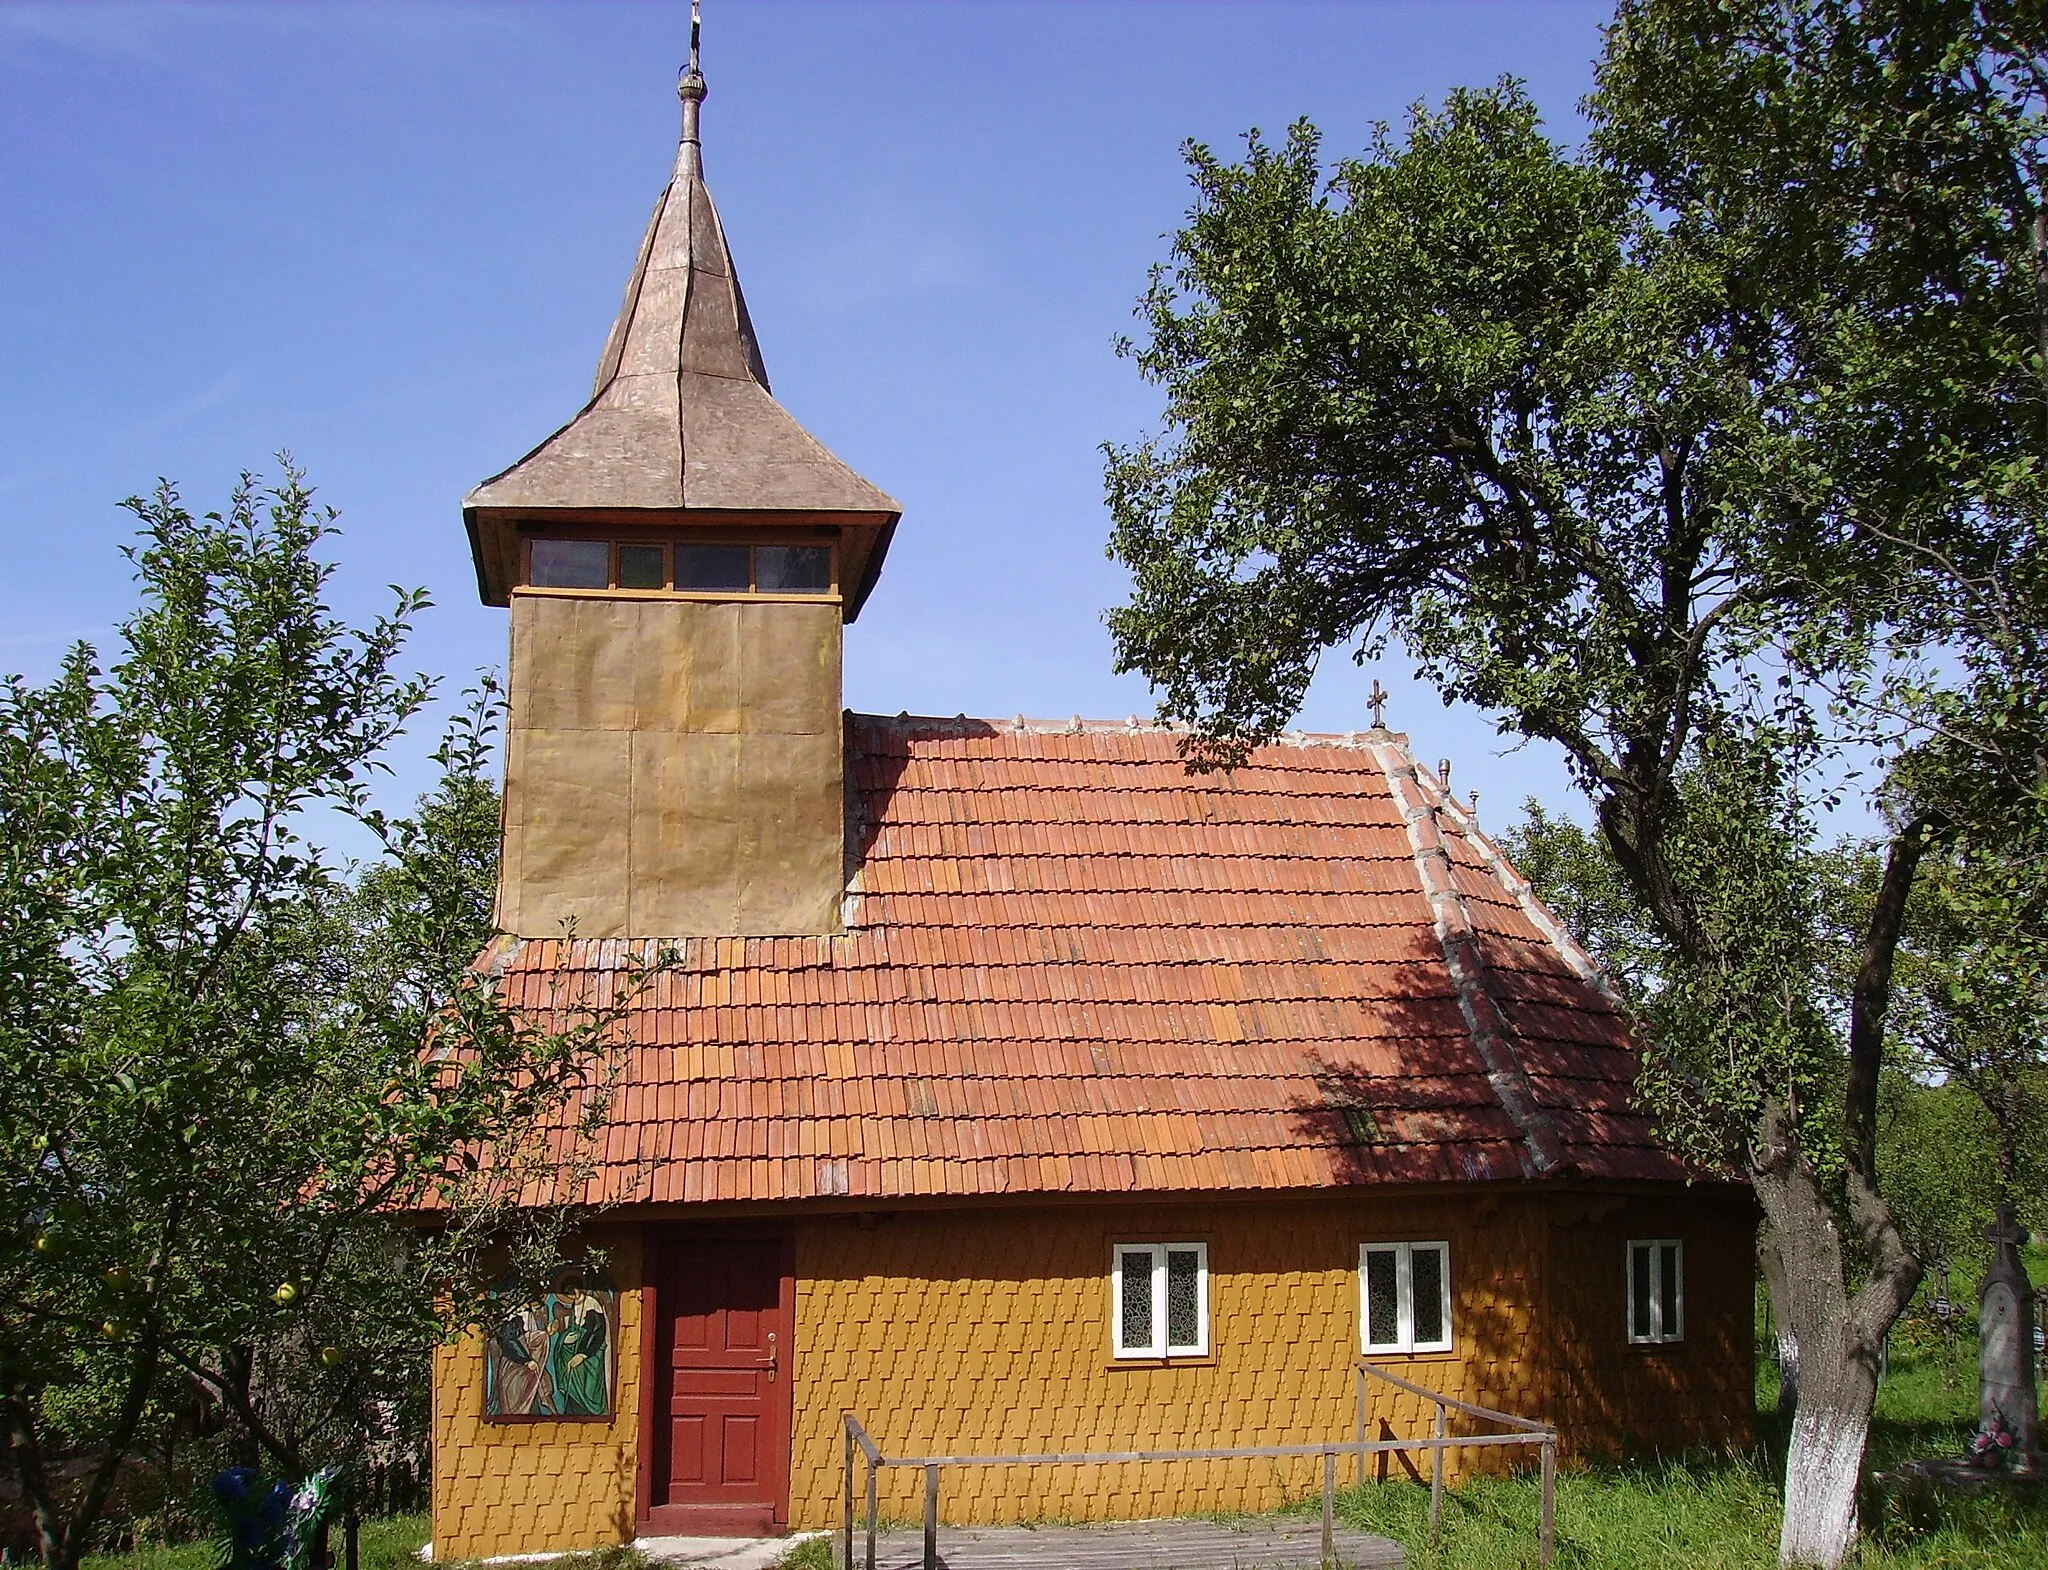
[1119,1250,1154,1353]
[756,544,832,593]
[675,543,752,591]
[1631,1245,1653,1340]
[529,539,610,589]
[1364,1249,1400,1349]
[617,544,666,589]
[1412,1246,1446,1347]
[1165,1248,1202,1350]
[1659,1244,1681,1339]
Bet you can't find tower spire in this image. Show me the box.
[677,0,705,174]
[464,0,899,616]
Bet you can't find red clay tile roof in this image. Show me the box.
[488,715,1690,1206]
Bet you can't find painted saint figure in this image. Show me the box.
[524,1306,558,1414]
[483,1283,617,1419]
[552,1299,611,1416]
[491,1309,546,1415]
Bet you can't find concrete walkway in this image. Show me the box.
[480,1516,1404,1570]
[634,1533,823,1569]
[851,1519,1404,1569]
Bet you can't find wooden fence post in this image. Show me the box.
[841,1421,855,1570]
[1428,1399,1445,1543]
[1321,1449,1336,1569]
[923,1465,939,1570]
[1539,1433,1557,1568]
[865,1455,878,1570]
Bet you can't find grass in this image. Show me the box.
[772,1537,834,1569]
[1328,1448,2048,1569]
[1316,1335,2048,1570]
[1341,1453,1786,1570]
[73,1329,2048,1570]
[77,1515,643,1570]
[81,1515,433,1570]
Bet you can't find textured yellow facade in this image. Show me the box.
[429,1191,1753,1551]
[785,1194,1559,1529]
[430,1231,643,1560]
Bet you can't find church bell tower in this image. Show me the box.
[463,39,899,939]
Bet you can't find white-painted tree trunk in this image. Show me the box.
[1777,1326,1802,1411]
[1750,1105,1917,1570]
[1779,1399,1869,1568]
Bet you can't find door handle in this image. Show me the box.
[762,1331,777,1381]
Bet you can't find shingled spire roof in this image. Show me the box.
[463,40,901,612]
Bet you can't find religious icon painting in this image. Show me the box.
[482,1275,618,1420]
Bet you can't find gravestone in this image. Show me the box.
[1979,1204,2039,1470]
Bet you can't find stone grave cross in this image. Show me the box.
[1980,1202,2040,1468]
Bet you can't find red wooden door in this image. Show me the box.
[646,1235,792,1535]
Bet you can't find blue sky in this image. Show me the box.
[0,0,1615,822]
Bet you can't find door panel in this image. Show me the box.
[723,1417,759,1482]
[671,1416,706,1484]
[676,1369,756,1397]
[647,1235,791,1534]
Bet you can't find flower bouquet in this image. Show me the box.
[1967,1416,2019,1471]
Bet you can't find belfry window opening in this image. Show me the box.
[523,536,836,598]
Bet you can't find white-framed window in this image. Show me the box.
[1628,1239,1684,1343]
[1111,1242,1209,1358]
[1359,1241,1453,1354]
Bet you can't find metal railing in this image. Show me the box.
[839,1359,1558,1570]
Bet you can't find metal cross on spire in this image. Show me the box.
[677,0,707,167]
[1367,680,1388,729]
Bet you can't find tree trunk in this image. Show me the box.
[5,1358,161,1570]
[1752,1103,1920,1568]
[4,1395,71,1570]
[1759,1225,1801,1416]
[1782,1372,1873,1570]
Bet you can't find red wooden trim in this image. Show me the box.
[635,1225,657,1533]
[774,1229,797,1532]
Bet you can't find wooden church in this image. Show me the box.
[427,43,1755,1560]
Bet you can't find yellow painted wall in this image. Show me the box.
[788,1194,1557,1529]
[429,1190,1753,1552]
[430,1229,642,1560]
